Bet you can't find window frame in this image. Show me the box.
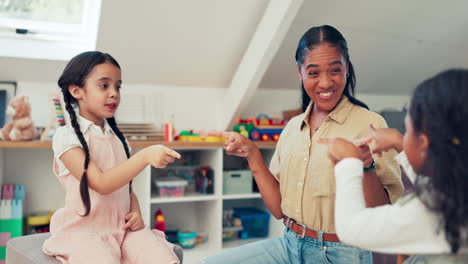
[0,0,102,60]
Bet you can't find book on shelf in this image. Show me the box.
[118,123,164,141]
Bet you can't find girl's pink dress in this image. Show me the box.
[43,132,179,264]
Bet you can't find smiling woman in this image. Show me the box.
[204,25,404,264]
[296,25,368,113]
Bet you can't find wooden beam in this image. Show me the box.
[219,0,304,130]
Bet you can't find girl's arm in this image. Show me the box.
[60,145,180,194]
[320,138,450,254]
[366,123,405,204]
[353,138,390,207]
[222,132,284,219]
[334,158,450,254]
[130,191,142,215]
[362,169,390,207]
[246,148,284,219]
[122,191,144,231]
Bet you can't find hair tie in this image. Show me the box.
[452,137,460,145]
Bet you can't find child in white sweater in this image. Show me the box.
[320,69,468,263]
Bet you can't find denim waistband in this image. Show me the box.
[285,226,347,248]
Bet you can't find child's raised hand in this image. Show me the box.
[318,138,361,165]
[221,131,257,158]
[122,211,144,231]
[369,125,403,157]
[144,145,181,168]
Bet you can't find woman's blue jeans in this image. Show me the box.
[203,228,372,264]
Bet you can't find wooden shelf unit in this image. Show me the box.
[0,140,277,149]
[0,140,282,264]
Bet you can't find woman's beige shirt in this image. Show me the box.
[270,96,404,233]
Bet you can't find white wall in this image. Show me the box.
[241,88,409,119]
[5,84,409,213]
[241,89,302,118]
[356,94,409,112]
[17,81,225,132]
[19,82,409,131]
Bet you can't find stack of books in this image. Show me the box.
[118,123,164,141]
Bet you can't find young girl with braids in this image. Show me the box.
[320,69,468,263]
[42,51,181,264]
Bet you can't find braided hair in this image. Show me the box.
[58,51,131,216]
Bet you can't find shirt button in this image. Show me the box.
[298,182,302,186]
[304,157,307,161]
[296,209,300,213]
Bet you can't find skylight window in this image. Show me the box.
[0,0,101,61]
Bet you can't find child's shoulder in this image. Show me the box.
[52,125,84,157]
[52,124,77,142]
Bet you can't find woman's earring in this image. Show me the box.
[346,72,349,77]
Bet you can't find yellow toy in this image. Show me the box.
[176,130,226,142]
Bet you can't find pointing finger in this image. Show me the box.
[369,124,377,137]
[353,137,373,147]
[166,149,181,159]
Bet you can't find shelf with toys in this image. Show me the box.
[125,122,282,263]
[0,140,277,149]
[0,114,284,264]
[132,135,282,263]
[0,143,281,264]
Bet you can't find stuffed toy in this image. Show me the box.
[0,95,37,141]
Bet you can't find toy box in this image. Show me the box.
[222,209,243,241]
[234,207,270,239]
[223,170,252,194]
[154,177,188,197]
[165,165,198,193]
[178,231,197,248]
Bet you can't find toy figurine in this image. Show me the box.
[154,209,166,232]
[195,166,214,194]
[0,95,37,141]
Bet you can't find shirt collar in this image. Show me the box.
[301,96,354,130]
[76,115,114,136]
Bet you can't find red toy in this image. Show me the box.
[233,114,286,141]
[154,209,166,232]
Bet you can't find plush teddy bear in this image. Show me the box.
[0,95,37,141]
